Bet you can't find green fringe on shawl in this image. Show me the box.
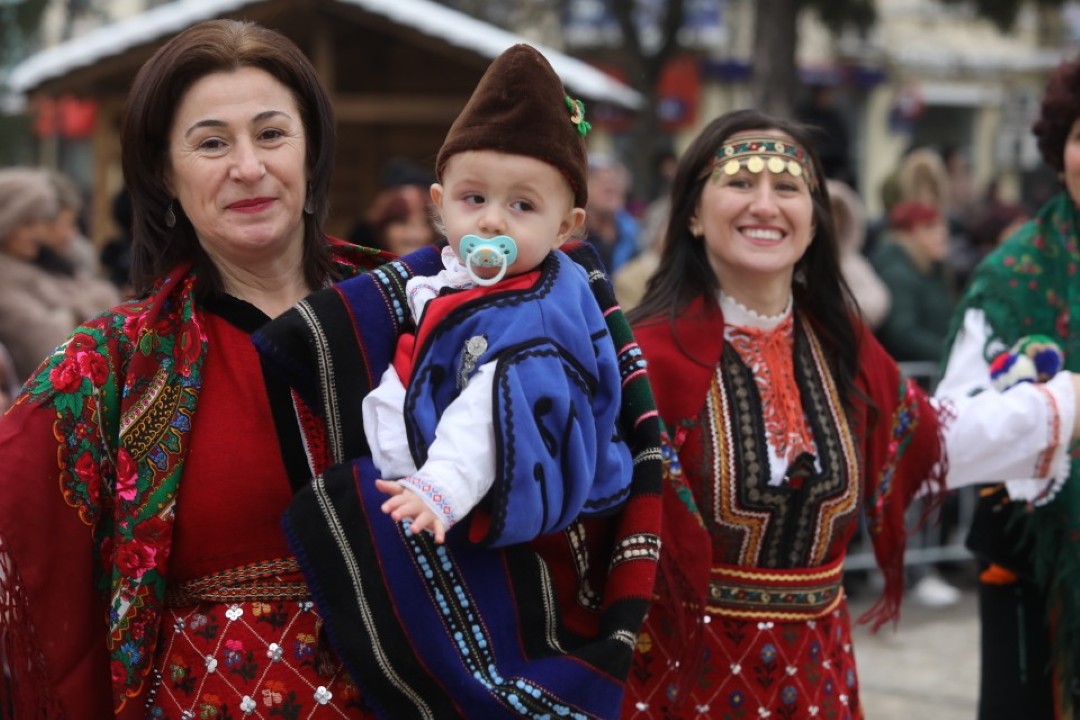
[943,191,1080,715]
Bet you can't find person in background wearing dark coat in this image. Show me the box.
[871,200,955,363]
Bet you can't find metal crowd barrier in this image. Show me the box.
[843,360,977,572]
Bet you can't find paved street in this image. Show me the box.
[849,568,980,720]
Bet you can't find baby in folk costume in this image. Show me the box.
[362,43,633,544]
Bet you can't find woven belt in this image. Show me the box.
[706,556,845,621]
[166,557,312,607]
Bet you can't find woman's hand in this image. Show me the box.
[375,478,448,543]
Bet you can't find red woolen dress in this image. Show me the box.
[621,296,946,720]
[147,303,371,719]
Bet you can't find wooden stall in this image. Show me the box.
[10,0,640,243]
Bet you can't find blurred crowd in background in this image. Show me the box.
[0,127,1035,412]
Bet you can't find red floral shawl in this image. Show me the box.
[631,296,948,643]
[0,241,384,718]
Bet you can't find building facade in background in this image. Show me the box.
[558,0,1073,219]
[7,0,1079,234]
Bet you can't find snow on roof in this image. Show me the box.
[10,0,641,109]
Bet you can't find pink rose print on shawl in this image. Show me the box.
[132,516,171,573]
[49,357,83,394]
[114,539,157,580]
[75,350,110,385]
[115,448,138,503]
[67,331,99,354]
[74,451,103,505]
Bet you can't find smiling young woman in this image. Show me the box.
[687,129,816,317]
[621,108,1080,720]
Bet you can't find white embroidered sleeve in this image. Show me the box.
[362,365,419,480]
[934,308,1074,501]
[401,362,498,526]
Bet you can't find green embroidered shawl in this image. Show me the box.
[0,241,383,718]
[945,190,1080,711]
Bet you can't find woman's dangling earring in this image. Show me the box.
[304,182,315,215]
[165,201,177,228]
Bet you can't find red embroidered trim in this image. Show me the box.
[1033,383,1061,479]
[726,317,816,468]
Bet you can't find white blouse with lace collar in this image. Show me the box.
[718,291,793,332]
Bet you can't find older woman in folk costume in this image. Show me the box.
[0,20,390,718]
[937,54,1080,720]
[620,109,1080,720]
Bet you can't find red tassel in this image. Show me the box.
[0,540,66,718]
[858,374,952,631]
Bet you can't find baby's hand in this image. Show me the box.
[375,479,448,544]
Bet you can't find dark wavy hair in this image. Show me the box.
[1033,55,1080,172]
[627,108,861,407]
[121,19,338,296]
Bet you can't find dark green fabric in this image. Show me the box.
[870,238,954,362]
[943,190,1080,716]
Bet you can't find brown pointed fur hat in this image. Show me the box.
[436,44,591,208]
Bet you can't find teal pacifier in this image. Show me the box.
[458,234,519,286]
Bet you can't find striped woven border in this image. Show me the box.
[165,557,311,606]
[705,555,845,620]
